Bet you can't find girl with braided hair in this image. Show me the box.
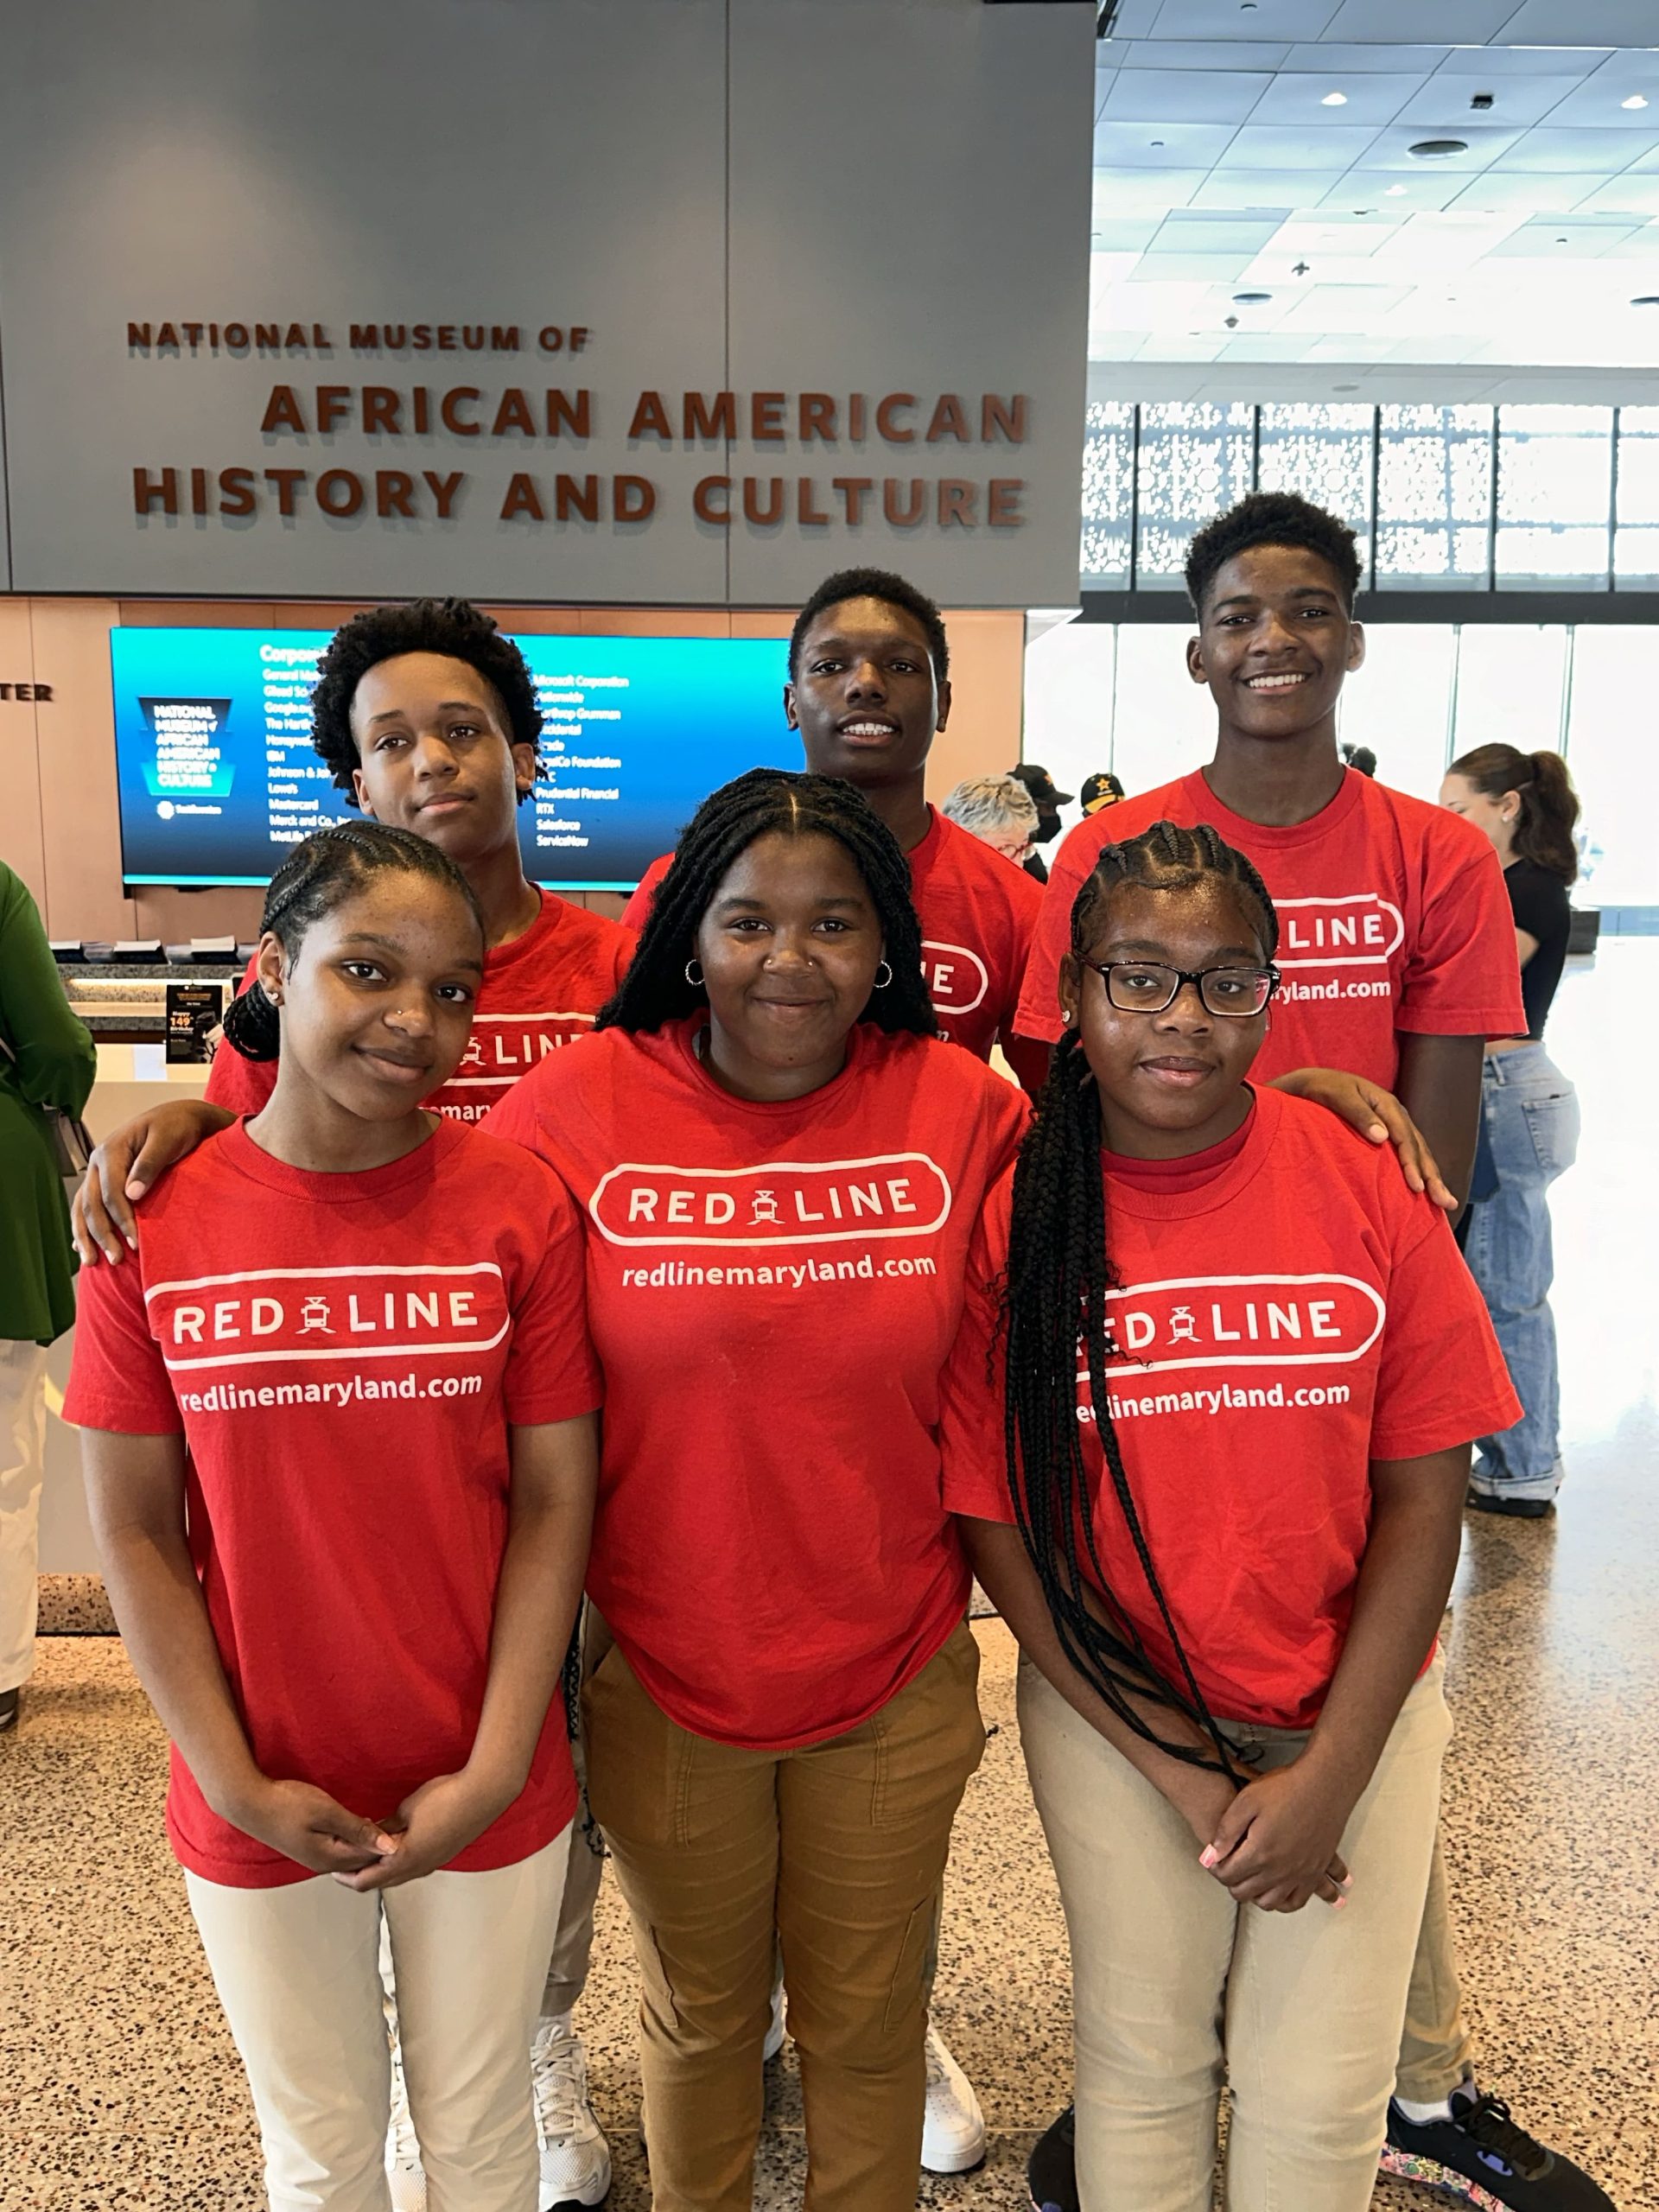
[941,822,1520,2212]
[66,823,601,2212]
[483,767,1029,2212]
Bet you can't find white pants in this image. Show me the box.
[1020,1658,1451,2212]
[186,1827,569,2212]
[0,1339,48,1691]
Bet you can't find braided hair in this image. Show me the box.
[598,768,937,1038]
[309,597,543,800]
[1003,821,1279,1776]
[221,823,484,1062]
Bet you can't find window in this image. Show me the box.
[1374,406,1491,587]
[1451,626,1569,766]
[1135,404,1254,589]
[1614,406,1659,587]
[1109,625,1215,799]
[1080,402,1135,588]
[1256,404,1375,580]
[1336,626,1456,804]
[1561,627,1655,907]
[1496,407,1613,589]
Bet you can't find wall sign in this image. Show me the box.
[0,0,1094,606]
[0,683,53,701]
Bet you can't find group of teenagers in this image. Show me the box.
[65,490,1609,2212]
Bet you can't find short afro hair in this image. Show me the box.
[309,597,544,802]
[789,567,950,684]
[1184,492,1362,618]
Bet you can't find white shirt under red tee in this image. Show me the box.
[622,806,1046,1079]
[941,1087,1520,1731]
[206,890,632,1123]
[1016,768,1526,1084]
[483,1016,1029,1751]
[64,1119,602,1888]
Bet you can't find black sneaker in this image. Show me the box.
[1382,2087,1618,2209]
[1466,1488,1554,1520]
[1027,2105,1077,2212]
[0,1687,18,1733]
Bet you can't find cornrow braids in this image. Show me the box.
[597,768,938,1039]
[1001,819,1283,1777]
[1185,490,1361,617]
[221,823,483,1063]
[308,596,543,800]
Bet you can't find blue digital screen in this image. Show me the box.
[110,626,800,890]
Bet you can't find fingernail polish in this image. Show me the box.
[1199,1847,1218,1868]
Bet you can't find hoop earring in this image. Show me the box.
[684,960,704,988]
[873,961,893,989]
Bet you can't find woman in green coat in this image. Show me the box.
[0,860,96,1731]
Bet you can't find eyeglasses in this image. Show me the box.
[1090,961,1280,1018]
[986,836,1033,861]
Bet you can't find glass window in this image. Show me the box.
[1374,406,1491,588]
[1256,404,1375,582]
[1614,406,1659,587]
[1080,402,1135,589]
[1451,626,1569,765]
[1023,619,1116,843]
[1135,403,1254,590]
[1109,624,1216,799]
[1561,627,1656,907]
[1495,406,1612,589]
[1334,626,1457,804]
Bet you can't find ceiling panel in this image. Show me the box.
[1214,124,1382,168]
[1116,40,1293,71]
[1487,218,1645,255]
[1544,75,1659,129]
[1282,43,1452,73]
[1575,175,1659,213]
[1499,0,1659,38]
[1446,171,1614,213]
[1496,125,1659,171]
[1391,74,1593,131]
[1128,250,1268,280]
[1358,122,1528,172]
[1322,169,1487,213]
[1150,211,1291,249]
[1322,0,1521,37]
[1147,0,1343,38]
[1100,68,1273,123]
[1245,73,1428,125]
[1094,119,1242,168]
[1185,171,1318,209]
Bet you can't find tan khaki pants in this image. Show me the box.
[1397,1828,1474,2101]
[1020,1656,1452,2212]
[584,1619,985,2212]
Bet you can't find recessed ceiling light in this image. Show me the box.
[1408,138,1470,159]
[1232,291,1273,305]
[1624,94,1649,111]
[1385,184,1408,197]
[1323,92,1347,107]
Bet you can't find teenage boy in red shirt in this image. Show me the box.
[1018,494,1611,2212]
[624,568,1052,1096]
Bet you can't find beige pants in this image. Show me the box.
[1020,1657,1452,2212]
[0,1339,48,1692]
[584,1619,986,2212]
[187,1830,569,2212]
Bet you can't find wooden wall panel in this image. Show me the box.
[0,601,47,908]
[29,599,135,941]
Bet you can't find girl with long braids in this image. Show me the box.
[481,767,1029,2212]
[1440,746,1582,1516]
[65,823,601,2212]
[942,822,1520,2212]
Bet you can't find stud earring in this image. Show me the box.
[873,961,893,989]
[684,959,704,987]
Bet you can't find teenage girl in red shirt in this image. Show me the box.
[944,822,1520,2212]
[483,768,1030,2212]
[66,823,601,2212]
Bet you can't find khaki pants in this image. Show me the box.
[0,1339,47,1692]
[187,1832,569,2212]
[584,1619,985,2212]
[1020,1657,1452,2212]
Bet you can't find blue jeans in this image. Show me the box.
[1463,1044,1580,1502]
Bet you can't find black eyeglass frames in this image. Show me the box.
[1088,961,1281,1018]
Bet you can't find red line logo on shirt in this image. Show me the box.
[143,1263,510,1371]
[589,1154,954,1248]
[1274,896,1403,970]
[448,1012,599,1090]
[921,940,990,1016]
[1075,1273,1386,1378]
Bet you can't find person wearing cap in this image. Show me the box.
[1080,772,1126,817]
[941,774,1041,869]
[1004,763,1073,883]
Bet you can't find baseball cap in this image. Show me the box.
[1081,772,1125,809]
[1007,762,1074,809]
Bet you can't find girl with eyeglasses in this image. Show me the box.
[942,823,1519,2212]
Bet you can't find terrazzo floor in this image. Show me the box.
[5,942,1656,2212]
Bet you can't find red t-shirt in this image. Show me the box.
[1015,768,1526,1085]
[940,1086,1520,1730]
[64,1118,602,1888]
[206,890,632,1123]
[483,1018,1029,1751]
[621,807,1047,1082]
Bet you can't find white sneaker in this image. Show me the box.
[385,2033,428,2212]
[920,2023,987,2176]
[763,1977,786,2063]
[531,2014,613,2209]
